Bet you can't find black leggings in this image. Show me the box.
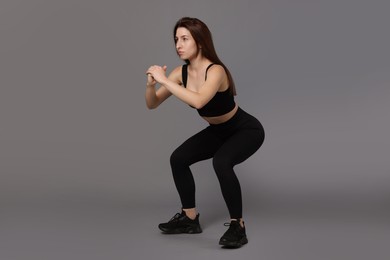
[170,107,265,219]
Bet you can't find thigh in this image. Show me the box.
[215,128,265,166]
[172,127,223,165]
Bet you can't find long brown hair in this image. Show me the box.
[173,17,236,95]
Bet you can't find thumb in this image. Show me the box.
[163,65,167,71]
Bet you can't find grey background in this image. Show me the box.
[1,0,389,259]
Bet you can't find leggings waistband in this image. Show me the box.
[208,107,263,135]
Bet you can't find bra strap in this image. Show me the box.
[181,64,188,87]
[182,63,215,86]
[205,63,216,80]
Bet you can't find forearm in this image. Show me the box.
[161,79,202,108]
[145,84,158,109]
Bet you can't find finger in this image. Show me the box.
[146,66,155,73]
[146,72,154,79]
[146,68,153,75]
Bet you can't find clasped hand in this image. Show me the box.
[146,65,167,85]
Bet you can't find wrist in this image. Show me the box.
[160,78,169,86]
[146,83,155,88]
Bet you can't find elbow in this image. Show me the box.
[145,101,157,110]
[145,97,159,109]
[193,104,203,110]
[146,103,157,110]
[192,99,206,110]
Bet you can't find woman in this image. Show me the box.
[145,17,265,248]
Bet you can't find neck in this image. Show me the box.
[188,54,210,71]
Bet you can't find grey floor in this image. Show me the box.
[1,196,389,260]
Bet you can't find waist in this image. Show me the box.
[202,104,238,125]
[208,106,263,132]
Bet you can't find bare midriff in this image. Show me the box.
[202,104,238,125]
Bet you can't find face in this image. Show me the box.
[175,27,199,60]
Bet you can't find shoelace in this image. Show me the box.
[169,212,184,223]
[224,221,242,227]
[223,222,242,236]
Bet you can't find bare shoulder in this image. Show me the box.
[209,64,225,72]
[168,65,183,83]
[207,64,227,79]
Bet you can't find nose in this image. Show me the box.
[176,40,182,49]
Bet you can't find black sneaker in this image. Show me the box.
[219,220,248,248]
[158,211,202,234]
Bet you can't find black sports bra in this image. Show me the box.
[182,64,236,117]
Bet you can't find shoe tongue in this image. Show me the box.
[230,220,241,227]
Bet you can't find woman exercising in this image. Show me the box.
[145,17,265,248]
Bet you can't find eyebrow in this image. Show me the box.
[175,34,189,38]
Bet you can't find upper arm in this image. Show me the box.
[155,66,182,105]
[196,65,226,108]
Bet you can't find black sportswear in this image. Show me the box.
[170,107,264,219]
[182,63,236,117]
[219,220,248,248]
[158,211,202,234]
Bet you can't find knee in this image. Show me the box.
[170,149,180,166]
[170,148,189,168]
[212,156,232,175]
